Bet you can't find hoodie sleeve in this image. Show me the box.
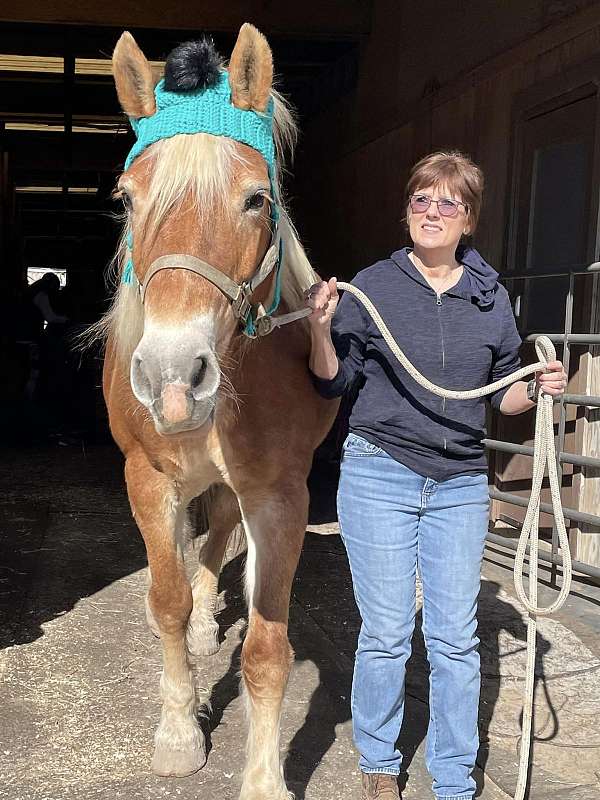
[310,288,369,399]
[488,291,522,411]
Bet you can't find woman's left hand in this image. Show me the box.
[536,360,568,398]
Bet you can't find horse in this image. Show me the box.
[88,23,338,800]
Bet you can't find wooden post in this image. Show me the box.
[572,273,600,569]
[63,39,74,202]
[0,120,8,293]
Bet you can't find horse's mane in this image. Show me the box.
[85,87,317,365]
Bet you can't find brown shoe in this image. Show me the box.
[361,772,401,799]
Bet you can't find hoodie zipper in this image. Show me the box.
[436,293,447,451]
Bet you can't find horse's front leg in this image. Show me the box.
[188,483,241,656]
[125,450,206,777]
[239,483,307,800]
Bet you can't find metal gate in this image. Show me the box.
[485,262,600,582]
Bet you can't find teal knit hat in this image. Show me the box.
[124,71,276,177]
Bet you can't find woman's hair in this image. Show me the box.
[406,150,484,234]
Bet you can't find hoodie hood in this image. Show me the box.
[456,245,499,308]
[391,246,499,308]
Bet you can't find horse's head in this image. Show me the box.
[111,26,296,435]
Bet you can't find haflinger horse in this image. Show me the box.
[93,24,338,800]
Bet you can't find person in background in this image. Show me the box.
[19,273,71,437]
[28,272,68,336]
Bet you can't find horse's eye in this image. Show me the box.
[121,191,133,212]
[244,193,266,212]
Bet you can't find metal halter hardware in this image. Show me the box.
[137,229,311,338]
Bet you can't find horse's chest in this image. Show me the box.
[163,438,224,501]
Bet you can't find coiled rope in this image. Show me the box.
[335,280,573,800]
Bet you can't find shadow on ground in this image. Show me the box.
[0,444,146,649]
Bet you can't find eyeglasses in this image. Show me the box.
[409,194,468,218]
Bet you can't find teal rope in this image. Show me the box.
[122,229,134,285]
[122,259,134,285]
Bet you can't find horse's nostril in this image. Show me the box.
[190,358,207,392]
[131,353,153,404]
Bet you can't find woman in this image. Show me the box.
[306,151,566,800]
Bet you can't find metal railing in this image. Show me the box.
[485,262,600,583]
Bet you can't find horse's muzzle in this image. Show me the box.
[130,327,219,435]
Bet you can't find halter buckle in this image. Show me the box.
[254,315,274,337]
[232,283,253,322]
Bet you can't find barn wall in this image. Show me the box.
[294,0,600,277]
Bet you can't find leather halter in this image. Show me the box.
[138,228,311,338]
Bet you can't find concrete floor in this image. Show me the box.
[0,444,599,799]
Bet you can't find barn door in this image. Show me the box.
[513,89,596,333]
[492,86,599,537]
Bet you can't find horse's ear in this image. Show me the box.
[112,31,157,119]
[228,23,273,112]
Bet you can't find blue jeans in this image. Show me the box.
[337,433,489,800]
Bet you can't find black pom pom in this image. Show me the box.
[164,38,222,92]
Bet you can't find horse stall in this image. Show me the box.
[1,3,600,800]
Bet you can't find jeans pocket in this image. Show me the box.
[343,432,383,457]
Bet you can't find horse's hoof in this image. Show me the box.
[152,743,206,777]
[239,784,293,800]
[187,617,220,657]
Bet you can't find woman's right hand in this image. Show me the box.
[305,277,339,331]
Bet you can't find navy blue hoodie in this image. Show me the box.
[311,247,522,482]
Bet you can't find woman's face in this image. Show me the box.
[407,183,470,253]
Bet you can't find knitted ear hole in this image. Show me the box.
[228,23,273,112]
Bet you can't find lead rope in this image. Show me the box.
[334,281,573,800]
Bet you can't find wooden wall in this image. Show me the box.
[0,0,371,37]
[294,0,600,277]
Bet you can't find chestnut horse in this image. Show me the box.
[92,25,337,800]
